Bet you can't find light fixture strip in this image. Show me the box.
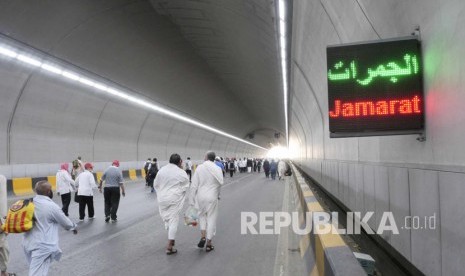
[278,0,289,145]
[0,42,267,151]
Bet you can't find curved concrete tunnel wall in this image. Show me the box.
[290,1,465,275]
[0,1,268,179]
[0,59,262,177]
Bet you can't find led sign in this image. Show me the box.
[327,37,424,137]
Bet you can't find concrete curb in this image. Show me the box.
[291,163,366,276]
[7,169,146,197]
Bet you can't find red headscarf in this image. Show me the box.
[112,160,120,167]
[61,163,69,171]
[84,163,93,170]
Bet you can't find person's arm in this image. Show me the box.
[99,171,106,192]
[120,184,125,197]
[64,172,76,190]
[75,174,80,188]
[52,205,78,234]
[90,173,97,189]
[119,171,125,197]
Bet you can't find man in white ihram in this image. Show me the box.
[23,181,77,276]
[154,153,189,255]
[189,151,224,252]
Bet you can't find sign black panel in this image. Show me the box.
[326,37,424,137]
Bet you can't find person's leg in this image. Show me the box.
[88,196,95,218]
[230,170,233,177]
[168,216,179,241]
[205,203,219,251]
[104,188,111,221]
[79,197,86,220]
[199,213,207,239]
[61,193,70,216]
[166,216,179,253]
[0,239,9,276]
[206,205,219,241]
[110,188,121,221]
[29,250,52,276]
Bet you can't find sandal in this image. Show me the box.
[166,247,178,255]
[206,244,214,252]
[197,237,206,248]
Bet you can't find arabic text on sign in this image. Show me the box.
[328,54,419,86]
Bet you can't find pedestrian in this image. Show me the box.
[22,181,77,276]
[147,158,159,193]
[278,160,287,180]
[270,160,278,180]
[75,163,97,221]
[144,158,151,186]
[189,151,224,252]
[263,159,270,178]
[153,154,189,255]
[99,160,125,223]
[71,156,84,180]
[246,158,252,173]
[56,163,75,217]
[214,156,225,177]
[185,157,193,182]
[0,175,15,276]
[257,159,262,173]
[253,159,257,172]
[228,159,235,177]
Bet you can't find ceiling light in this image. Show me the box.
[0,46,17,58]
[0,40,268,152]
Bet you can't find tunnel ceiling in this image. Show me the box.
[150,0,285,139]
[0,0,285,148]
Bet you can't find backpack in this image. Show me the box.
[229,162,235,170]
[2,199,35,233]
[144,162,150,171]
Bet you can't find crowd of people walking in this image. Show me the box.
[0,153,289,275]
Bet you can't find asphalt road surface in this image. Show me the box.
[7,172,285,276]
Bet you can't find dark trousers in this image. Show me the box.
[148,178,154,188]
[230,170,234,177]
[61,193,71,216]
[79,195,94,219]
[186,170,192,181]
[104,187,121,220]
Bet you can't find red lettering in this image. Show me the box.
[329,100,341,118]
[412,96,421,113]
[376,101,389,115]
[355,102,375,116]
[399,100,412,114]
[342,103,354,117]
[389,100,399,114]
[328,96,422,118]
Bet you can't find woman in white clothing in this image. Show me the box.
[56,163,75,216]
[75,163,97,221]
